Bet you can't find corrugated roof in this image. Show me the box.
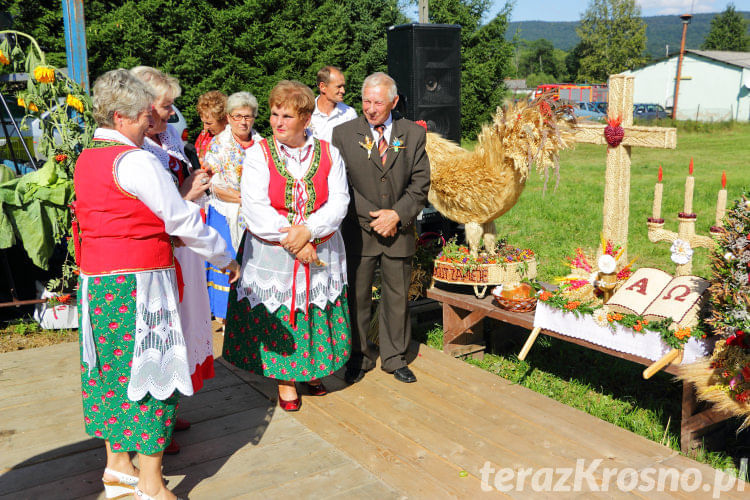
[687,50,750,69]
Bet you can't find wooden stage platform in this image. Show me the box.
[1,340,746,498]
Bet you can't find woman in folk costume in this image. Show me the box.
[202,92,262,323]
[132,66,214,454]
[74,69,239,500]
[223,80,351,410]
[195,90,227,168]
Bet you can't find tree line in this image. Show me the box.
[509,1,749,88]
[4,1,750,140]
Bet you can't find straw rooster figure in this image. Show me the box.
[424,97,577,256]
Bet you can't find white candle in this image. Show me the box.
[683,176,694,214]
[683,159,694,214]
[715,190,727,226]
[715,171,727,226]
[652,165,663,219]
[653,182,663,219]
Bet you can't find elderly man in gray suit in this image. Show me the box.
[331,72,430,384]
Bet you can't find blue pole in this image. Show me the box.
[61,0,89,92]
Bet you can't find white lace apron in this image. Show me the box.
[80,270,194,401]
[237,231,347,314]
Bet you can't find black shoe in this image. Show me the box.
[345,365,368,384]
[393,366,417,383]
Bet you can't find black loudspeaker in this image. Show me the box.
[387,23,461,143]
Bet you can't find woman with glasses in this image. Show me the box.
[132,66,215,455]
[203,92,262,324]
[222,80,351,411]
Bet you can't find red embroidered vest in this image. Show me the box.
[260,138,332,223]
[73,141,174,275]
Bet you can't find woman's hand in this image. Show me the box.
[280,224,311,254]
[223,260,241,283]
[295,243,318,265]
[180,169,210,201]
[212,184,241,204]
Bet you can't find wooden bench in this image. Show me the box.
[426,285,733,451]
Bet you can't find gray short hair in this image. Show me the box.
[92,69,155,127]
[362,72,397,102]
[130,65,181,101]
[226,91,259,117]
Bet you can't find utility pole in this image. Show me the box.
[418,0,429,23]
[62,0,89,92]
[672,14,691,120]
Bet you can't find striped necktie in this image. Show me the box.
[375,124,387,164]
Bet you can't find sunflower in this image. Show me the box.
[66,94,84,113]
[33,66,55,84]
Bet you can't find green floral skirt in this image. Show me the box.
[79,273,178,455]
[223,286,352,381]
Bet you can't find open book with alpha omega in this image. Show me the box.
[606,267,710,328]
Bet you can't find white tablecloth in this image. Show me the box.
[532,302,713,363]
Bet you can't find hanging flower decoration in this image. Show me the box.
[0,50,9,65]
[670,239,694,264]
[17,97,26,108]
[28,102,39,112]
[66,94,84,113]
[33,65,55,83]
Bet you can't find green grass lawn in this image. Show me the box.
[494,121,750,282]
[428,121,750,475]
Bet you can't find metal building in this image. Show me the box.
[623,50,750,121]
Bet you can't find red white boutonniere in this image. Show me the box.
[390,137,405,152]
[359,136,374,158]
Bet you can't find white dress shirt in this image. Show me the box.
[368,113,394,145]
[309,96,357,143]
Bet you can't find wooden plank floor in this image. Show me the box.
[1,338,747,498]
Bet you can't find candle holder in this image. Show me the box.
[647,160,718,276]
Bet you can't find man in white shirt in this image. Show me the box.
[309,66,357,143]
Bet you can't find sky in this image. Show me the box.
[496,0,750,22]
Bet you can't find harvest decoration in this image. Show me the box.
[604,115,624,147]
[537,284,706,350]
[358,135,374,159]
[0,31,94,292]
[435,236,535,272]
[425,96,576,257]
[431,236,537,298]
[556,237,635,304]
[678,190,750,428]
[390,137,405,152]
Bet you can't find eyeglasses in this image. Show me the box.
[229,113,254,122]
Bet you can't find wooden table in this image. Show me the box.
[426,285,733,451]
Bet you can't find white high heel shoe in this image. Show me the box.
[135,486,185,500]
[102,467,138,499]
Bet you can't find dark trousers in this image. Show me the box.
[347,253,412,373]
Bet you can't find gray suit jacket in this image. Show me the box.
[332,114,430,257]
